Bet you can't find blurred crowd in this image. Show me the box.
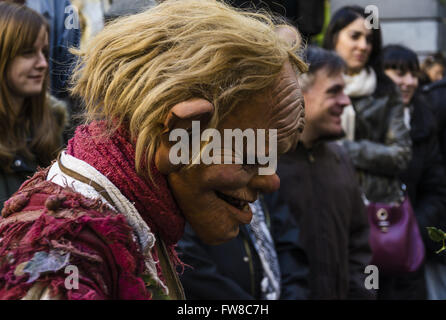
[1,0,446,300]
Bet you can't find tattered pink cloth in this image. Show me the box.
[0,122,185,299]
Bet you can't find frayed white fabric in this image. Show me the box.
[48,157,111,208]
[341,67,378,141]
[47,151,168,294]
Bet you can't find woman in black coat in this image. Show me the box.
[383,44,446,299]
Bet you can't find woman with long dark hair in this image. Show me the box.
[0,2,66,207]
[323,6,419,299]
[383,44,446,300]
[323,5,412,204]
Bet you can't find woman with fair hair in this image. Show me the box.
[0,2,66,209]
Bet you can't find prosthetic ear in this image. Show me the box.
[155,98,214,174]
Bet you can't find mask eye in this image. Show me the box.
[241,163,257,173]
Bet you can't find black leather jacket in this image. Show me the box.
[341,91,412,203]
[0,155,37,211]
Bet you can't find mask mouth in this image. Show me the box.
[297,105,306,133]
[297,117,306,133]
[215,190,251,212]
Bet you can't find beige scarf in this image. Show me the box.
[341,67,377,140]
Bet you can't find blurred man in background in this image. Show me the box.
[265,46,375,299]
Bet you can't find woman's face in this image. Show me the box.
[334,18,373,74]
[6,26,49,100]
[385,68,419,105]
[426,63,444,82]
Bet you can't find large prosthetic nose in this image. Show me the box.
[155,98,214,174]
[248,173,281,194]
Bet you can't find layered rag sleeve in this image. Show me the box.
[0,170,152,300]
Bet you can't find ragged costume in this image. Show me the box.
[0,122,185,300]
[0,0,308,300]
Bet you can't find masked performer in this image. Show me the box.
[0,0,306,300]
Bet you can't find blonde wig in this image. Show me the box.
[0,2,62,171]
[71,0,307,177]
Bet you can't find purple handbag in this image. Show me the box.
[367,195,425,275]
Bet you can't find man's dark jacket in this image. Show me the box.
[422,79,446,170]
[177,197,309,299]
[401,93,446,260]
[378,92,446,300]
[264,141,374,299]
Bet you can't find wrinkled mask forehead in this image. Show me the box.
[269,61,305,154]
[208,61,304,174]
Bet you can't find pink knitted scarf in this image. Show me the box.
[66,121,185,246]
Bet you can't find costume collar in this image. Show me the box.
[66,121,185,246]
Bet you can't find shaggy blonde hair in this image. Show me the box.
[71,0,307,177]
